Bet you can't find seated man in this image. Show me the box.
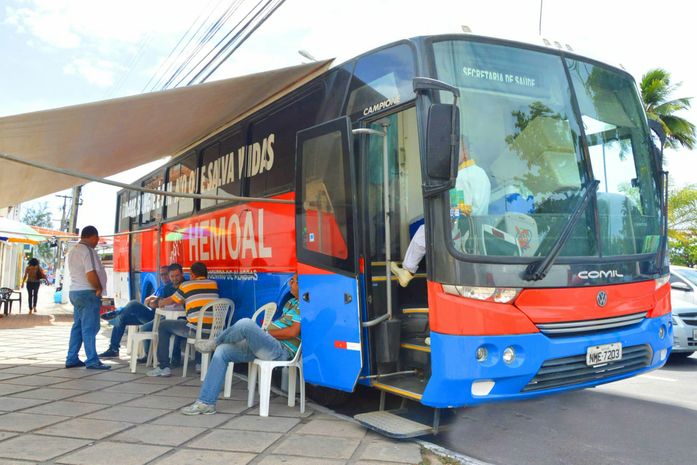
[99,264,183,359]
[147,261,219,377]
[180,273,300,415]
[391,140,491,286]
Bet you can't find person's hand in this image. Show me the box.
[95,287,103,297]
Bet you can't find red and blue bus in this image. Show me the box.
[114,33,672,437]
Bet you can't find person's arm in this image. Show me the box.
[268,322,300,340]
[85,271,103,296]
[156,295,177,307]
[21,268,28,286]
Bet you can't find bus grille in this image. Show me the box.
[535,312,647,336]
[522,344,652,392]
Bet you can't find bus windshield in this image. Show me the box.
[432,39,662,260]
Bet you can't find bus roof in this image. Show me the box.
[0,60,331,208]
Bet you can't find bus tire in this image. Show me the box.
[307,384,352,407]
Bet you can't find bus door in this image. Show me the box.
[295,116,362,392]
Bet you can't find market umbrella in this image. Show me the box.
[0,217,45,244]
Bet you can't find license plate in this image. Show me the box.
[586,342,622,366]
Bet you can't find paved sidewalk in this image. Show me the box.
[0,322,427,465]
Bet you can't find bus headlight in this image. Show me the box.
[655,274,670,289]
[503,347,516,364]
[658,325,666,339]
[476,346,488,362]
[443,285,521,303]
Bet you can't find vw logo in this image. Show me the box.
[596,291,608,307]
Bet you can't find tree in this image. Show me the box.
[667,185,697,266]
[640,68,696,150]
[21,203,54,265]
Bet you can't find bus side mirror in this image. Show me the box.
[424,103,459,195]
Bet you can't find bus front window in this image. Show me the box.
[431,39,661,261]
[433,40,592,259]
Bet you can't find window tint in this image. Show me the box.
[248,86,323,197]
[140,171,164,225]
[165,153,197,219]
[346,44,415,119]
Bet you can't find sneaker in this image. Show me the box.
[390,262,414,287]
[180,400,216,415]
[100,310,119,321]
[65,360,86,368]
[146,367,172,377]
[99,348,120,358]
[195,339,218,353]
[86,363,111,370]
[136,356,148,364]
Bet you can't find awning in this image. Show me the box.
[0,217,44,244]
[0,60,332,208]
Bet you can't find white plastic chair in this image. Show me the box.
[247,343,304,417]
[183,298,233,379]
[223,302,277,397]
[129,316,161,373]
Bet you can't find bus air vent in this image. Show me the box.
[536,312,647,336]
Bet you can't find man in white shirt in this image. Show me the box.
[390,141,491,287]
[65,226,110,370]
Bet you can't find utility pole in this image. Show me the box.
[68,185,83,234]
[56,194,72,232]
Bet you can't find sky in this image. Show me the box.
[1,0,695,234]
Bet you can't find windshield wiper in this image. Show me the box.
[523,180,600,281]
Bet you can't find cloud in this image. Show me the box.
[63,58,123,88]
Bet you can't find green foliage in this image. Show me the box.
[640,68,695,151]
[21,203,54,265]
[668,185,697,266]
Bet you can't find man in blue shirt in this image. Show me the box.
[99,263,184,358]
[181,273,300,415]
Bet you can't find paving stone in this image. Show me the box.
[187,429,281,453]
[151,449,255,465]
[247,401,312,418]
[0,384,36,396]
[156,385,203,397]
[110,423,207,446]
[0,412,69,432]
[122,395,192,410]
[22,400,106,417]
[295,418,367,439]
[0,456,34,465]
[0,373,23,382]
[83,371,144,382]
[256,456,345,465]
[0,431,17,441]
[213,399,250,414]
[0,365,58,375]
[0,397,47,412]
[4,375,65,387]
[357,440,422,464]
[132,375,188,385]
[36,417,135,440]
[9,387,84,401]
[101,382,168,395]
[51,379,119,391]
[41,368,97,379]
[0,433,89,461]
[151,411,234,428]
[55,441,171,465]
[85,406,169,423]
[220,415,300,433]
[69,390,142,405]
[272,434,361,460]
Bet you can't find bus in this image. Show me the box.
[114,33,672,437]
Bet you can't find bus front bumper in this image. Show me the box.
[421,313,672,408]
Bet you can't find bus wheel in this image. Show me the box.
[307,384,352,406]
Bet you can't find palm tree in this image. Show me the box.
[640,68,695,150]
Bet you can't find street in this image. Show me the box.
[429,355,697,465]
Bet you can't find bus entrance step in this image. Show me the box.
[354,411,432,439]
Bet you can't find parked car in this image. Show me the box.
[670,296,697,359]
[670,265,697,305]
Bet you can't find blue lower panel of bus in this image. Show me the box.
[421,314,672,408]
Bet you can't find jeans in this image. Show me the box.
[156,319,192,369]
[198,318,289,405]
[26,281,40,310]
[108,301,154,352]
[66,290,102,367]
